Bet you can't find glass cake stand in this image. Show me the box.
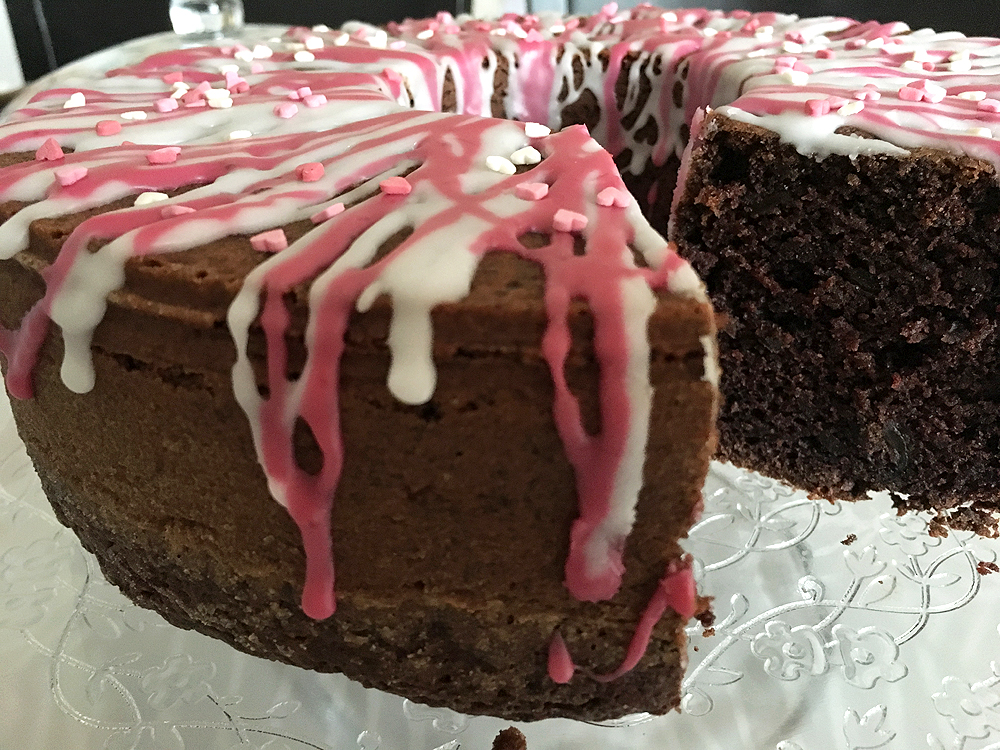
[1,383,999,750]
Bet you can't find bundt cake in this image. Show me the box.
[3,4,1000,722]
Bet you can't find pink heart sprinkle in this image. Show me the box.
[161,205,196,218]
[297,86,313,98]
[515,182,549,201]
[54,166,88,186]
[162,72,184,84]
[380,176,412,195]
[296,162,325,182]
[897,86,924,102]
[553,208,588,233]
[596,187,629,208]
[147,147,182,165]
[978,98,1000,112]
[35,137,65,161]
[303,94,328,108]
[382,68,403,84]
[229,80,250,94]
[804,99,830,116]
[250,229,288,252]
[195,81,212,93]
[815,49,835,59]
[274,102,299,119]
[185,99,208,108]
[154,97,179,113]
[826,96,849,110]
[96,119,123,136]
[181,90,205,105]
[311,203,346,223]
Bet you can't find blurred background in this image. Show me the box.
[1,0,998,89]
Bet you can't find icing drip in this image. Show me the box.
[547,557,696,684]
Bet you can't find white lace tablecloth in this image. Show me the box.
[1,384,998,750]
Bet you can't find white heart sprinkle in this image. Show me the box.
[486,155,516,175]
[524,122,551,138]
[510,146,542,165]
[837,101,865,116]
[134,192,170,206]
[780,70,809,86]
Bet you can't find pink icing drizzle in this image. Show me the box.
[547,557,696,683]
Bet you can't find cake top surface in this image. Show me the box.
[4,6,1000,171]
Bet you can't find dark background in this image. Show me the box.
[7,0,1000,84]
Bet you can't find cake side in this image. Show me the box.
[0,198,716,719]
[673,111,1000,533]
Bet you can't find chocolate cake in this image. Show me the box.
[2,3,1000,724]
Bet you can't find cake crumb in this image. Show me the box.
[977,561,999,576]
[841,533,857,546]
[695,605,715,629]
[493,726,527,750]
[702,627,716,637]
